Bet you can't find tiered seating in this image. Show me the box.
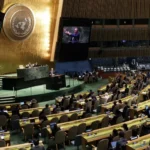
[100,95,134,113]
[0,71,149,150]
[126,134,150,150]
[0,141,43,150]
[0,131,10,146]
[0,102,30,110]
[19,109,85,127]
[46,113,114,134]
[82,117,148,150]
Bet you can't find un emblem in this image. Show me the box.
[3,4,35,41]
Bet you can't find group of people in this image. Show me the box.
[110,124,139,150]
[79,71,99,83]
[1,71,150,150]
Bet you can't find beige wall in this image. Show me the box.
[0,0,59,74]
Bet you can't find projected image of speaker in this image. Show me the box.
[62,26,90,44]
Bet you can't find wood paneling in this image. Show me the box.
[0,0,59,74]
[90,27,150,41]
[62,0,150,19]
[89,47,150,58]
[61,0,150,58]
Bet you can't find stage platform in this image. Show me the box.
[0,74,84,103]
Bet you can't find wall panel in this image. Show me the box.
[90,27,150,41]
[62,0,150,19]
[0,0,59,74]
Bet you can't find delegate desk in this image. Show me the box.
[19,109,84,127]
[126,134,150,150]
[97,78,135,93]
[130,99,150,115]
[0,141,43,150]
[0,131,10,146]
[75,93,113,107]
[7,106,54,116]
[82,117,148,150]
[75,97,93,107]
[55,92,89,104]
[98,83,112,93]
[0,102,30,110]
[56,114,114,132]
[137,85,150,102]
[101,95,134,113]
[46,113,114,135]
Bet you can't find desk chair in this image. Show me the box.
[70,113,78,121]
[101,116,109,128]
[66,126,78,145]
[77,123,86,135]
[31,110,39,117]
[0,140,6,147]
[60,115,68,123]
[55,130,66,150]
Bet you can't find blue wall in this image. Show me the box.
[55,60,92,74]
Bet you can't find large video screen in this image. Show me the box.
[62,26,90,44]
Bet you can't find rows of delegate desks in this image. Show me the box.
[46,113,114,134]
[0,141,43,150]
[100,95,134,113]
[19,109,84,127]
[0,131,10,146]
[80,84,150,150]
[7,106,54,117]
[0,76,148,149]
[131,99,150,114]
[82,116,149,150]
[127,134,150,150]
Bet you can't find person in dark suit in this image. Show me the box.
[111,129,119,139]
[123,84,129,96]
[111,101,117,112]
[116,131,127,150]
[30,99,38,108]
[39,115,48,125]
[61,95,66,106]
[21,101,29,109]
[69,94,76,106]
[12,105,20,117]
[43,104,51,114]
[122,124,128,131]
[111,109,122,125]
[51,124,60,137]
[31,139,45,150]
[0,107,9,119]
[65,27,80,43]
[122,102,130,119]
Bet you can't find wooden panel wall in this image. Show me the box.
[89,47,150,58]
[62,0,150,19]
[90,27,150,41]
[62,0,150,58]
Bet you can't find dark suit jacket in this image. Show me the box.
[31,145,45,150]
[0,111,9,118]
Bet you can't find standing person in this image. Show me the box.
[64,27,80,43]
[31,139,45,150]
[116,131,127,150]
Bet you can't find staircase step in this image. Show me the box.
[0,96,16,104]
[0,100,15,104]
